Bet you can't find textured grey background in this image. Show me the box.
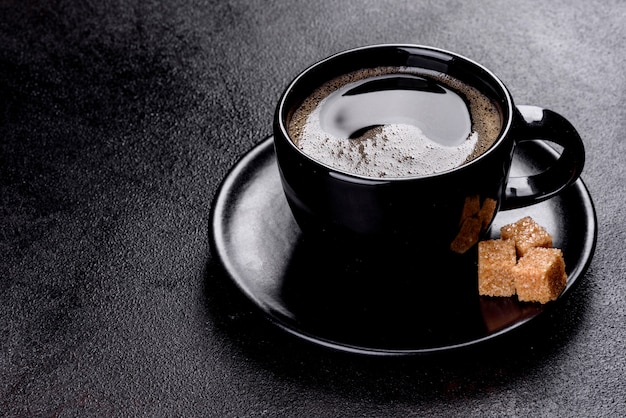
[1,0,625,416]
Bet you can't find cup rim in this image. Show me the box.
[276,44,515,182]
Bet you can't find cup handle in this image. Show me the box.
[501,105,585,210]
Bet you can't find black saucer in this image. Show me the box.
[210,137,597,355]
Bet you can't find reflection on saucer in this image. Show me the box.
[480,296,542,334]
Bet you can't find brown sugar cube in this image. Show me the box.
[512,247,567,304]
[478,239,517,297]
[500,216,553,256]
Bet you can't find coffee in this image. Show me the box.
[287,67,502,178]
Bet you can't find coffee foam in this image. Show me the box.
[288,66,502,178]
[298,108,479,178]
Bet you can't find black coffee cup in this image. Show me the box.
[273,45,584,255]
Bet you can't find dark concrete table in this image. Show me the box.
[1,1,624,416]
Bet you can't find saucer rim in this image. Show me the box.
[209,136,597,356]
